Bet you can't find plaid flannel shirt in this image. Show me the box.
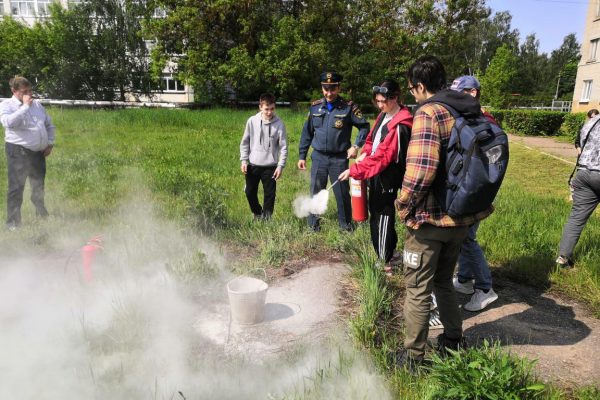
[395,102,493,229]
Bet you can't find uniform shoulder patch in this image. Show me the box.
[351,102,364,119]
[311,99,324,106]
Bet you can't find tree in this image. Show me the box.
[0,17,53,97]
[144,0,506,103]
[549,33,581,99]
[480,44,518,108]
[43,0,153,100]
[514,34,549,96]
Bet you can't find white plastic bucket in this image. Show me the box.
[227,276,269,325]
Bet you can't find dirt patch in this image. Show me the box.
[194,263,349,359]
[229,259,600,388]
[454,276,600,388]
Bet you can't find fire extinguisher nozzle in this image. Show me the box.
[327,178,340,191]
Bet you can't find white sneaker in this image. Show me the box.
[464,289,498,312]
[429,309,444,330]
[452,277,475,294]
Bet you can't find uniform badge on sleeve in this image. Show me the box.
[334,119,343,129]
[353,106,363,119]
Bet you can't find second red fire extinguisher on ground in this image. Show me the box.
[350,178,368,222]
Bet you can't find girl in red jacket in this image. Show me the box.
[339,79,413,274]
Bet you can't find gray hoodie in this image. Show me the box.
[240,112,287,168]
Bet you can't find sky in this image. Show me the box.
[487,0,589,54]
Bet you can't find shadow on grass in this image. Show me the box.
[495,253,557,290]
[461,275,592,347]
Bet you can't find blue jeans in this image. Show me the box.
[457,223,492,291]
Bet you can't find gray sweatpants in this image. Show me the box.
[559,169,600,259]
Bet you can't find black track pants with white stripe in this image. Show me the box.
[368,181,398,263]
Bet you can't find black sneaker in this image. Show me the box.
[436,332,467,356]
[36,207,49,218]
[309,224,321,232]
[555,255,574,269]
[261,212,272,221]
[341,222,355,233]
[394,349,424,373]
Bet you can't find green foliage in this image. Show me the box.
[457,10,520,77]
[489,110,565,136]
[572,387,600,400]
[550,34,581,99]
[480,45,519,108]
[0,2,584,104]
[428,340,546,400]
[43,0,153,100]
[560,113,586,141]
[514,34,549,97]
[350,241,396,349]
[0,17,49,96]
[166,250,219,288]
[145,0,499,103]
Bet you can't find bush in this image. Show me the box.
[560,112,586,141]
[488,109,506,127]
[487,109,566,136]
[429,340,546,400]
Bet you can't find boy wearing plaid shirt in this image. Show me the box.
[395,56,492,369]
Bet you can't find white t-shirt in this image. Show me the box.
[371,113,393,155]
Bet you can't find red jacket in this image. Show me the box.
[483,110,498,126]
[350,106,413,181]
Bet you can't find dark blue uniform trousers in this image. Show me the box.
[5,142,48,227]
[309,150,352,230]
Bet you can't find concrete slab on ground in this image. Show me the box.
[194,263,349,359]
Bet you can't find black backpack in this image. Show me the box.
[433,103,509,217]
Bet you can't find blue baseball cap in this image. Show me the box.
[450,75,481,91]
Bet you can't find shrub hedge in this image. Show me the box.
[560,112,586,141]
[488,109,566,136]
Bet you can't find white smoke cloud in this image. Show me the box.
[0,179,390,399]
[292,190,330,218]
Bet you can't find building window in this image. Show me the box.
[581,80,593,102]
[11,0,51,16]
[37,0,51,16]
[590,39,599,62]
[153,7,166,18]
[160,76,185,93]
[12,1,34,16]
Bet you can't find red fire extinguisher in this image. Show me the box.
[350,178,368,222]
[82,235,103,282]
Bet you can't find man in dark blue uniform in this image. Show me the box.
[298,71,370,231]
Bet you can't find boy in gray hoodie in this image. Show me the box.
[240,93,288,220]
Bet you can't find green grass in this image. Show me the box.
[2,107,600,398]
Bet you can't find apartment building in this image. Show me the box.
[0,0,194,104]
[573,0,600,113]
